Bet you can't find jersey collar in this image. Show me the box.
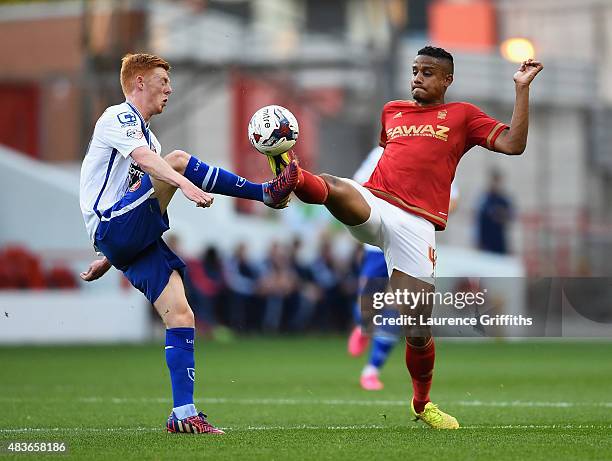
[125,101,152,147]
[125,101,150,130]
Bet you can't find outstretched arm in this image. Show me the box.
[131,147,214,208]
[80,257,112,282]
[493,59,544,155]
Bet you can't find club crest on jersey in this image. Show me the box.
[126,128,144,139]
[117,111,138,127]
[386,124,450,141]
[437,110,447,120]
[129,179,141,192]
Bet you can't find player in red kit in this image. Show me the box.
[270,46,543,429]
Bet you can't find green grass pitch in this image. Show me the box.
[1,338,611,460]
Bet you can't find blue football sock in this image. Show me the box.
[184,155,264,202]
[368,335,397,369]
[165,327,197,418]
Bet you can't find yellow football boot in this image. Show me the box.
[267,151,292,177]
[411,400,459,429]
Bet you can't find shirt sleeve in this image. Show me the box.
[465,103,508,151]
[98,112,149,159]
[379,105,388,148]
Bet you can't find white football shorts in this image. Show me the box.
[343,179,436,284]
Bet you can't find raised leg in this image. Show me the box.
[296,170,372,226]
[151,149,296,212]
[320,174,372,226]
[150,150,190,215]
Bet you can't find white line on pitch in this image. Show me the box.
[1,396,612,408]
[80,397,612,408]
[455,400,612,408]
[1,424,611,434]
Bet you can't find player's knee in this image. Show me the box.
[166,304,195,328]
[165,150,190,173]
[406,334,432,347]
[319,174,343,193]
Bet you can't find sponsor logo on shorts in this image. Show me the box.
[129,162,145,179]
[128,161,145,190]
[126,128,144,139]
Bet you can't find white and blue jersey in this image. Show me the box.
[79,101,185,304]
[79,101,161,244]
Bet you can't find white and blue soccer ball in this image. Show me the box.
[248,105,299,156]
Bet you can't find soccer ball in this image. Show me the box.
[248,105,299,156]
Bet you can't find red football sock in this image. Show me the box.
[294,169,329,204]
[405,338,435,413]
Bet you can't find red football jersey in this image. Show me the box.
[363,100,508,230]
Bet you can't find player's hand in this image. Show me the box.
[513,59,544,86]
[180,181,214,208]
[80,258,112,282]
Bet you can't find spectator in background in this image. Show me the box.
[311,235,345,331]
[476,169,514,254]
[224,243,260,332]
[285,237,320,332]
[259,242,298,332]
[335,243,362,332]
[199,246,226,312]
[165,235,222,335]
[189,246,227,336]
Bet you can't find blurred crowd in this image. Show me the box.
[0,246,77,290]
[0,235,362,336]
[0,169,518,337]
[166,235,361,335]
